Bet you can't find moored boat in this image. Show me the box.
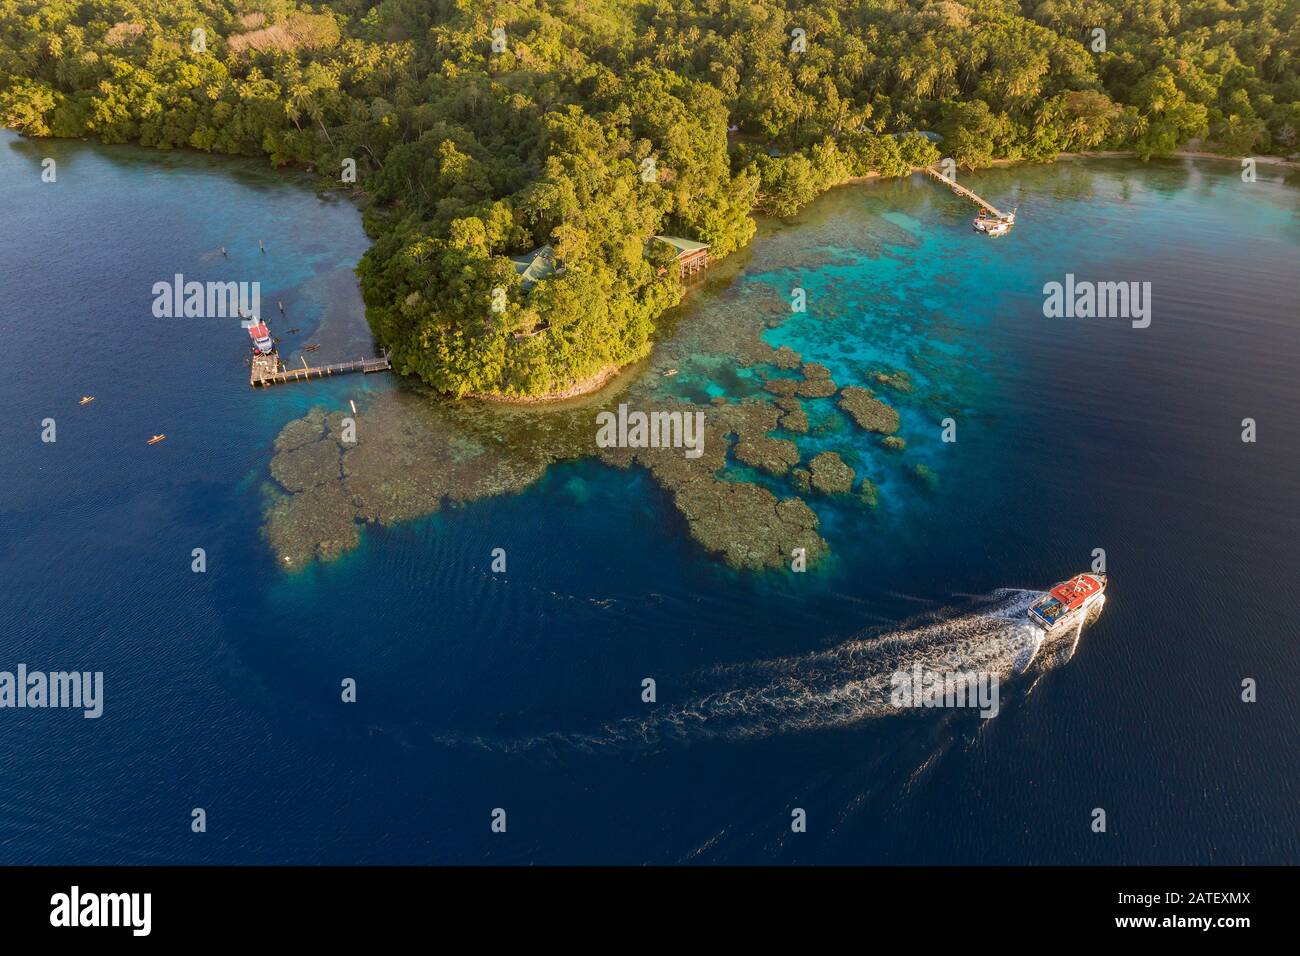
[973,210,1015,236]
[246,318,275,355]
[1028,572,1106,630]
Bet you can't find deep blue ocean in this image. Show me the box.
[2,128,1297,864]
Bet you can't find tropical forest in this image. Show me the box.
[2,0,1296,396]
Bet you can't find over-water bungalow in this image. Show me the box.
[653,235,710,278]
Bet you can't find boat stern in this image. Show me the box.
[1027,596,1067,630]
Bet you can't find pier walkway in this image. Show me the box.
[251,352,392,387]
[922,166,1005,218]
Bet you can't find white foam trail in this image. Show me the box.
[1019,628,1045,670]
[1068,593,1103,661]
[451,589,1089,754]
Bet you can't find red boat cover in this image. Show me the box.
[1049,574,1102,610]
[247,322,270,340]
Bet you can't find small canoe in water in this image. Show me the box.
[147,434,166,445]
[303,344,320,353]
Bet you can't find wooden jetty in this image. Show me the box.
[251,351,391,387]
[922,165,1005,218]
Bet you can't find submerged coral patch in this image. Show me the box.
[872,368,916,393]
[734,435,801,476]
[672,479,825,571]
[838,386,901,434]
[808,451,856,495]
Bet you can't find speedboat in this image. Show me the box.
[147,434,166,445]
[1028,573,1106,631]
[79,396,95,406]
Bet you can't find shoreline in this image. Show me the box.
[1061,149,1299,168]
[482,147,1297,403]
[466,362,626,405]
[842,149,1299,187]
[10,127,1293,406]
[508,147,1297,403]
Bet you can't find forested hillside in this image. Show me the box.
[3,0,1296,396]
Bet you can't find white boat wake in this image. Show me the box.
[446,588,1100,754]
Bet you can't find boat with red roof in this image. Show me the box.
[246,318,275,355]
[1028,573,1107,631]
[243,315,286,385]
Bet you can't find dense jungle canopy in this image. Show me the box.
[3,0,1296,396]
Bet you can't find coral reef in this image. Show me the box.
[872,368,915,393]
[794,362,838,398]
[260,193,956,573]
[598,406,827,569]
[838,386,901,434]
[808,451,856,494]
[776,399,810,433]
[763,377,800,398]
[265,385,833,572]
[771,345,802,370]
[857,477,879,508]
[734,435,801,476]
[672,478,825,571]
[911,462,939,491]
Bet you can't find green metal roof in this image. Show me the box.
[653,235,709,255]
[510,244,560,291]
